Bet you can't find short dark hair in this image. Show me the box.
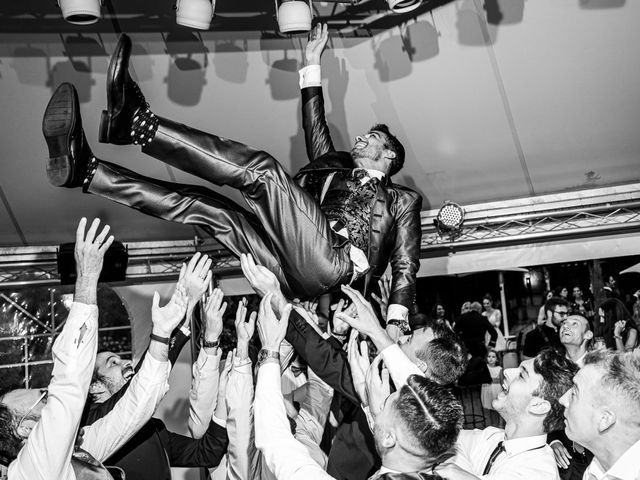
[370,124,405,176]
[532,348,579,433]
[395,375,463,459]
[0,390,23,464]
[415,321,467,385]
[544,296,570,316]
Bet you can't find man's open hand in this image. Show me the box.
[305,23,328,66]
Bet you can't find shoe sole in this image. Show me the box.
[99,34,131,144]
[42,83,77,187]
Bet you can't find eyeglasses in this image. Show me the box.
[553,310,569,317]
[17,389,48,428]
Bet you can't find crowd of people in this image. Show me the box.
[1,21,639,480]
[2,218,639,480]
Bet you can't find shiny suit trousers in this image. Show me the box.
[88,116,352,299]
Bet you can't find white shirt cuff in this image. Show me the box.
[212,414,227,428]
[387,304,408,321]
[299,64,321,89]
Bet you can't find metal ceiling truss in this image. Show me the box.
[1,183,639,287]
[0,238,239,289]
[420,183,640,257]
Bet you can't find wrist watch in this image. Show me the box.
[387,319,410,334]
[257,348,280,366]
[201,337,220,349]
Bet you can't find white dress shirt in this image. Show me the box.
[450,426,560,479]
[8,301,174,480]
[583,438,640,480]
[188,347,222,438]
[255,362,335,480]
[82,351,171,461]
[296,64,408,323]
[8,303,98,480]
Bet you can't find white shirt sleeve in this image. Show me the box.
[8,303,99,480]
[299,65,322,89]
[295,368,334,446]
[80,354,171,462]
[225,358,254,480]
[387,304,409,322]
[379,343,423,388]
[188,347,222,438]
[254,362,334,480]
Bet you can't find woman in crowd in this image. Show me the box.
[537,290,554,326]
[595,297,638,352]
[570,285,594,319]
[482,294,506,352]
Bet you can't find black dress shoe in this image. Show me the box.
[42,83,92,188]
[99,33,148,145]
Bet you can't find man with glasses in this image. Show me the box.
[522,297,570,360]
[0,218,188,480]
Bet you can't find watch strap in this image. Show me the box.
[150,333,170,345]
[258,349,280,366]
[387,319,411,334]
[201,337,220,349]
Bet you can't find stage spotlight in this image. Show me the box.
[387,0,422,14]
[58,0,103,25]
[176,0,215,30]
[434,201,465,240]
[275,0,312,34]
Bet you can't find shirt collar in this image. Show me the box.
[353,167,386,182]
[503,433,548,455]
[585,439,640,480]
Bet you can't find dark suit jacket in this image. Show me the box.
[294,86,422,311]
[454,311,498,351]
[286,309,380,480]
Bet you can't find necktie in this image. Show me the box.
[482,441,506,475]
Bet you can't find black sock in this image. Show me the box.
[131,107,159,147]
[82,156,98,192]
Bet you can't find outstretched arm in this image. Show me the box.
[8,218,112,480]
[240,254,361,405]
[300,23,335,162]
[386,191,422,320]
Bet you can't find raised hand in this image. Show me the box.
[331,298,355,337]
[347,329,370,405]
[151,284,188,337]
[234,298,256,360]
[371,275,391,321]
[214,350,235,421]
[240,254,280,297]
[202,287,227,345]
[365,355,390,422]
[177,252,212,313]
[240,253,288,315]
[338,285,384,338]
[257,293,292,352]
[305,23,328,66]
[74,217,115,281]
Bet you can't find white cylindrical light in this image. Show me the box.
[276,0,312,34]
[387,0,422,13]
[58,0,103,25]
[176,0,215,30]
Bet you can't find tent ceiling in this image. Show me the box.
[0,0,638,254]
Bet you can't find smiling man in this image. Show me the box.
[560,350,640,480]
[440,349,578,480]
[42,23,421,325]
